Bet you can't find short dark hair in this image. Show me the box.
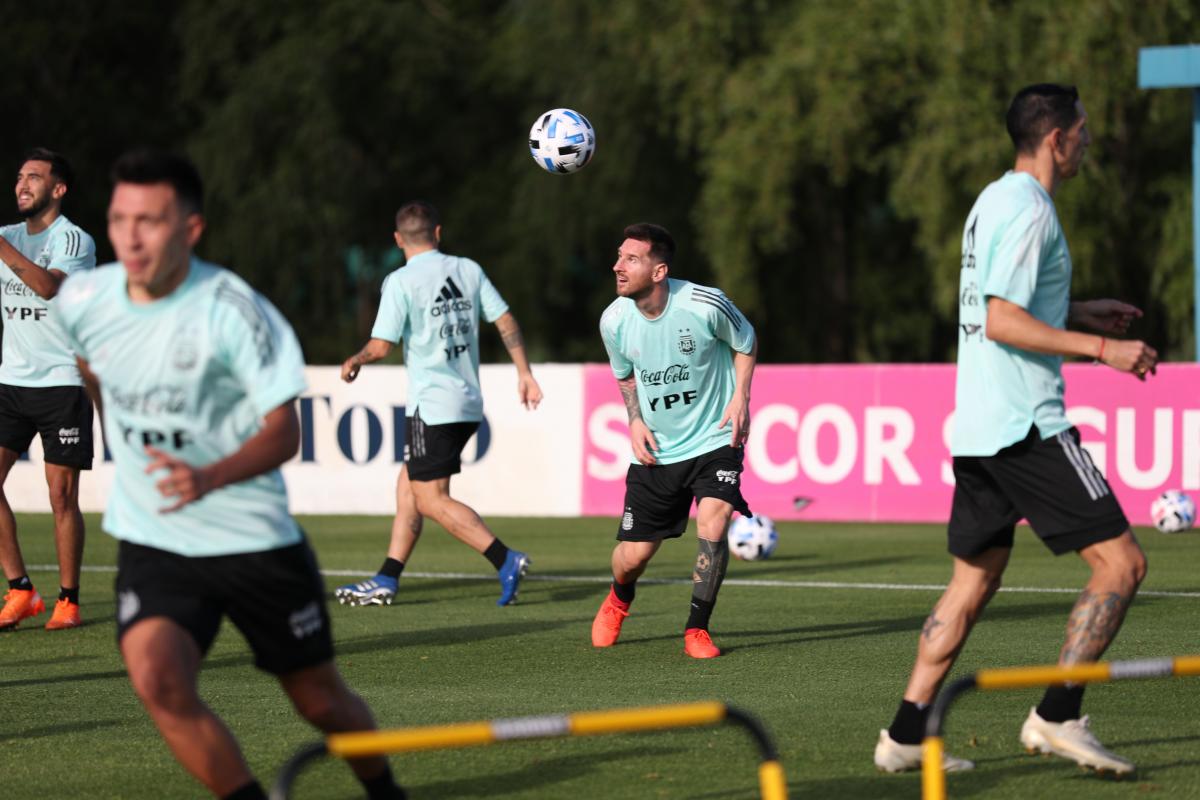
[110,149,204,214]
[22,147,74,190]
[1006,84,1081,154]
[622,222,675,266]
[395,201,439,245]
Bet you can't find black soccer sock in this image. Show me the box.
[58,586,79,604]
[221,781,267,800]
[8,575,32,591]
[483,539,510,571]
[1036,684,1086,723]
[685,538,729,631]
[887,699,930,746]
[359,764,408,800]
[611,578,636,606]
[686,597,715,631]
[378,558,405,580]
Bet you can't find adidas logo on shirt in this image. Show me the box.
[431,277,473,316]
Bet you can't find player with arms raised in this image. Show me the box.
[591,223,757,659]
[56,151,405,800]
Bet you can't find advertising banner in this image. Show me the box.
[6,365,583,518]
[582,363,1198,526]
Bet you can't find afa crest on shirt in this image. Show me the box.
[170,328,200,371]
[677,328,695,356]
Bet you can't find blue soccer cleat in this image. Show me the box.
[334,575,398,606]
[496,550,530,606]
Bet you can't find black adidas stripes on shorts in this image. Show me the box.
[947,425,1129,557]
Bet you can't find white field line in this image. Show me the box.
[29,564,1200,599]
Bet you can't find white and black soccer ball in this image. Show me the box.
[1150,490,1196,534]
[729,514,778,561]
[528,108,595,174]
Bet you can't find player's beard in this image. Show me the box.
[17,193,50,220]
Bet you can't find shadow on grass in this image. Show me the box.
[624,601,1074,653]
[732,554,917,579]
[409,744,686,798]
[3,717,125,743]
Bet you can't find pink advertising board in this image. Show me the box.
[582,363,1200,526]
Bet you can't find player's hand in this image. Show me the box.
[341,357,361,383]
[518,373,543,410]
[1100,338,1158,381]
[629,418,659,466]
[1073,299,1142,334]
[145,445,213,513]
[719,394,751,448]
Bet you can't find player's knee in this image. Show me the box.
[1122,548,1148,589]
[129,664,198,714]
[46,482,76,515]
[292,687,345,730]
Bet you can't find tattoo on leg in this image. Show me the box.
[921,614,944,640]
[1061,589,1131,664]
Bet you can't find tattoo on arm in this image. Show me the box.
[921,614,944,640]
[617,376,642,423]
[500,326,524,351]
[1060,589,1131,664]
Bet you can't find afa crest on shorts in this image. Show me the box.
[677,328,695,356]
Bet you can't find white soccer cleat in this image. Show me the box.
[1019,708,1134,775]
[874,729,975,773]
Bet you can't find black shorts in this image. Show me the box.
[115,539,334,675]
[618,445,752,541]
[0,383,93,469]
[948,426,1129,558]
[405,410,479,481]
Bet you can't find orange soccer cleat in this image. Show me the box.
[591,589,630,647]
[684,627,721,659]
[0,588,46,630]
[45,598,82,630]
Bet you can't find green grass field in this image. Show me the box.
[4,514,1199,799]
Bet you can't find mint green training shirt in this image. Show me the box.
[952,171,1073,457]
[56,258,307,556]
[371,250,509,424]
[600,279,756,465]
[0,215,95,387]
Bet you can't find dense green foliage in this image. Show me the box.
[6,514,1200,797]
[0,1,1195,362]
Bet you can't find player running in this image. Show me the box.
[591,223,757,659]
[875,84,1157,776]
[0,148,96,631]
[334,201,542,608]
[56,150,405,800]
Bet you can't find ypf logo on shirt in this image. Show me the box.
[621,509,634,531]
[715,469,739,485]
[58,427,80,445]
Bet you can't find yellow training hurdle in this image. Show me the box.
[270,700,788,799]
[922,654,1200,800]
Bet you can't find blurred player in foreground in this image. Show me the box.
[57,150,405,800]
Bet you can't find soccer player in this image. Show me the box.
[590,223,757,659]
[0,148,95,631]
[55,150,405,800]
[875,84,1158,776]
[334,201,541,608]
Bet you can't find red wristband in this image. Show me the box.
[1097,337,1106,361]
